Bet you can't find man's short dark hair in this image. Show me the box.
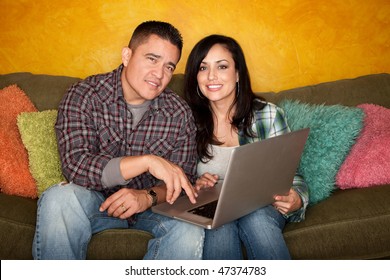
[129,21,183,56]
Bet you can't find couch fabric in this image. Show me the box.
[0,72,389,260]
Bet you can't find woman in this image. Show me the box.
[184,35,309,259]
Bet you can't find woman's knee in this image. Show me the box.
[205,222,237,243]
[204,222,242,259]
[244,205,285,226]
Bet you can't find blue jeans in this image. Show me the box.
[32,183,204,260]
[203,205,290,259]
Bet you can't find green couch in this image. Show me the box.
[1,72,389,260]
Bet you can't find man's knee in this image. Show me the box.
[38,183,85,212]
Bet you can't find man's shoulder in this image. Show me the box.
[159,88,191,114]
[66,68,120,102]
[75,69,116,90]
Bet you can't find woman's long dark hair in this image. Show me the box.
[184,34,265,162]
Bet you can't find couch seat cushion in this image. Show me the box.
[283,184,390,259]
[0,194,37,259]
[0,193,153,260]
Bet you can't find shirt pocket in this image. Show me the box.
[97,126,122,155]
[144,137,175,158]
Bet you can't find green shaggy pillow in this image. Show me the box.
[17,110,65,196]
[279,100,364,205]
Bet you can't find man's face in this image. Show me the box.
[121,34,180,105]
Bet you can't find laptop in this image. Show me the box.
[152,128,309,229]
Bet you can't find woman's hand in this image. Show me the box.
[194,172,219,191]
[273,188,302,215]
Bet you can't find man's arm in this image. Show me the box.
[100,100,199,218]
[119,154,197,204]
[55,82,112,191]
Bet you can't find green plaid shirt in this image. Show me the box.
[238,100,308,222]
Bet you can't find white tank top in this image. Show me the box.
[196,145,237,179]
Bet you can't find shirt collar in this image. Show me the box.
[116,64,173,114]
[114,64,125,102]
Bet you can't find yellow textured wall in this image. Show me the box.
[1,0,389,92]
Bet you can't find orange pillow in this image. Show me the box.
[0,85,38,198]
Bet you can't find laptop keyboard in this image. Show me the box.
[188,200,218,219]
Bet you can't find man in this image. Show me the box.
[32,21,204,260]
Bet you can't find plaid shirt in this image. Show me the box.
[55,65,197,198]
[238,100,309,222]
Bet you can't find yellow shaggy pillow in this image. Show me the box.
[17,110,65,196]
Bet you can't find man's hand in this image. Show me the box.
[146,155,197,204]
[273,188,302,215]
[99,188,150,219]
[120,154,197,205]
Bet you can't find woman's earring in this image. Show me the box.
[197,86,204,99]
[236,81,240,97]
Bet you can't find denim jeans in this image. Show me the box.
[203,205,290,259]
[32,182,204,260]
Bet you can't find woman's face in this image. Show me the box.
[197,44,239,104]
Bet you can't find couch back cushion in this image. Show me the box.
[2,72,389,110]
[0,72,81,111]
[169,73,390,108]
[260,73,390,108]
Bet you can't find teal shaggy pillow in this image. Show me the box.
[17,110,65,196]
[279,100,364,205]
